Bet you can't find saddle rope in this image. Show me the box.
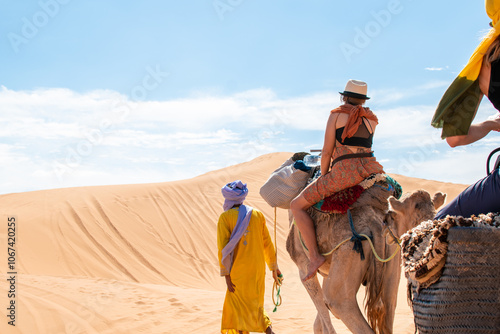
[296,211,401,263]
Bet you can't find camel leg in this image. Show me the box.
[322,247,375,334]
[377,259,401,334]
[299,269,337,334]
[288,222,337,334]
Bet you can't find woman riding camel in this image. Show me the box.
[290,79,385,281]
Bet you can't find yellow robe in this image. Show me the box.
[217,208,277,334]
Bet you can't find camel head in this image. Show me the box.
[387,190,446,237]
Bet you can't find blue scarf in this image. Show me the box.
[220,181,253,273]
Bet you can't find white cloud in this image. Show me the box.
[370,80,449,106]
[0,117,81,140]
[375,105,437,142]
[0,85,498,194]
[102,129,239,148]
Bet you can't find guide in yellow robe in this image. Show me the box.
[217,181,279,334]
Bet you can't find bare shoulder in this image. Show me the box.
[332,112,348,128]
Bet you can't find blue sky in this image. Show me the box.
[1,0,499,194]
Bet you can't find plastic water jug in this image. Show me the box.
[304,155,320,167]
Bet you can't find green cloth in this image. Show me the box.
[431,0,500,138]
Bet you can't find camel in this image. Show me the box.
[286,182,446,334]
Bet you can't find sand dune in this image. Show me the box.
[0,152,467,333]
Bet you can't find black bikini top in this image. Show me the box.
[335,118,374,148]
[488,58,500,111]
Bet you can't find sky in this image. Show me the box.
[1,0,500,195]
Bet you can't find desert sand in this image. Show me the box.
[0,152,468,334]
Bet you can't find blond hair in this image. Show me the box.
[487,35,500,63]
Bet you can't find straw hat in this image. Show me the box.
[339,79,370,100]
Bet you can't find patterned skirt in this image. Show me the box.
[302,145,384,204]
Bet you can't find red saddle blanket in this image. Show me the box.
[311,174,400,214]
[317,185,365,214]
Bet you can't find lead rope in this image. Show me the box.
[272,207,283,312]
[295,217,401,263]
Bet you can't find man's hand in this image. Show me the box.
[273,268,283,285]
[225,275,235,292]
[489,113,500,132]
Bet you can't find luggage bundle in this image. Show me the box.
[259,152,319,209]
[259,152,401,212]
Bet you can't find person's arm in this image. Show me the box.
[217,214,231,276]
[260,211,283,284]
[450,55,500,147]
[218,214,237,292]
[446,116,500,147]
[321,112,339,175]
[260,211,278,272]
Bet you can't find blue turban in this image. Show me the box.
[221,180,249,211]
